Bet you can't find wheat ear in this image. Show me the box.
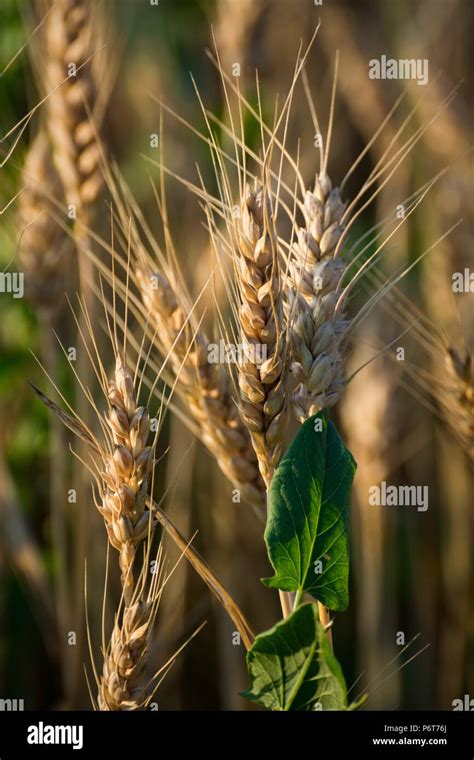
[19,131,68,313]
[99,357,155,604]
[235,183,288,488]
[288,172,349,422]
[44,0,103,211]
[135,267,266,508]
[79,353,157,708]
[83,354,158,709]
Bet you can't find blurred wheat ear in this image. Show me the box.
[42,0,105,213]
[397,298,474,464]
[19,130,69,315]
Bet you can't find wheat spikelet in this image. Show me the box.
[136,267,266,508]
[99,357,155,604]
[19,131,68,313]
[44,0,103,211]
[235,183,288,488]
[288,172,349,422]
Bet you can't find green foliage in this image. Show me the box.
[243,412,358,710]
[263,411,356,611]
[241,603,347,711]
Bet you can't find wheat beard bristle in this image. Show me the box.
[19,132,68,313]
[98,358,155,605]
[236,184,288,488]
[98,600,153,711]
[135,267,266,508]
[288,172,349,422]
[45,0,103,210]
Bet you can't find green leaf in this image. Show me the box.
[263,411,356,611]
[241,603,347,710]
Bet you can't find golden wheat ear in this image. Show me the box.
[232,182,289,488]
[287,171,349,421]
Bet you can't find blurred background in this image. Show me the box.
[0,0,472,710]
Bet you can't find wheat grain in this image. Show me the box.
[288,172,349,421]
